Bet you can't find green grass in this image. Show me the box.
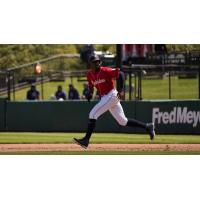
[0,132,200,144]
[1,76,198,101]
[0,132,200,155]
[142,76,198,99]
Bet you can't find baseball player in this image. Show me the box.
[74,54,155,148]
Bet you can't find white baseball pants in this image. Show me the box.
[89,89,128,126]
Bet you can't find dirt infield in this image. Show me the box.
[0,143,200,152]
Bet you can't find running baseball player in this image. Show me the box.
[74,54,155,148]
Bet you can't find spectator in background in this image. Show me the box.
[82,83,90,100]
[26,84,40,100]
[68,84,80,100]
[55,85,67,100]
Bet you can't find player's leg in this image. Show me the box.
[85,94,119,140]
[109,101,147,128]
[74,93,118,148]
[109,101,128,126]
[109,102,155,140]
[74,118,96,149]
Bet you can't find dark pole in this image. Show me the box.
[199,66,200,99]
[41,73,44,100]
[12,72,15,101]
[116,44,126,100]
[128,71,132,100]
[169,71,171,99]
[35,63,43,100]
[139,71,142,100]
[134,72,137,99]
[116,44,122,69]
[138,71,142,100]
[7,71,11,101]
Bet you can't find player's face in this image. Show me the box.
[90,60,100,71]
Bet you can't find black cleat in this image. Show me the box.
[73,137,89,149]
[146,123,155,140]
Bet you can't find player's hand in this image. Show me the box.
[117,91,124,100]
[117,92,121,100]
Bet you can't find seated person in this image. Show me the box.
[26,84,40,100]
[82,83,91,100]
[68,84,80,100]
[55,85,67,100]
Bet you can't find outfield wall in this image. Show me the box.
[5,101,136,133]
[1,99,200,134]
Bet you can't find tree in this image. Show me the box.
[0,44,79,69]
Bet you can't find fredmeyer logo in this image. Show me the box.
[152,107,200,127]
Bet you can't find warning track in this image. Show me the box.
[0,144,200,152]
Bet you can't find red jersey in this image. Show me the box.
[87,66,120,96]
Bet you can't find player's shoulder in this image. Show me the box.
[100,66,112,71]
[101,66,110,70]
[101,66,120,72]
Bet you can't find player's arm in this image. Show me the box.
[116,71,125,99]
[87,73,94,102]
[106,67,120,79]
[116,71,125,93]
[104,67,124,98]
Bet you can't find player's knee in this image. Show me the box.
[117,118,128,126]
[89,111,98,120]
